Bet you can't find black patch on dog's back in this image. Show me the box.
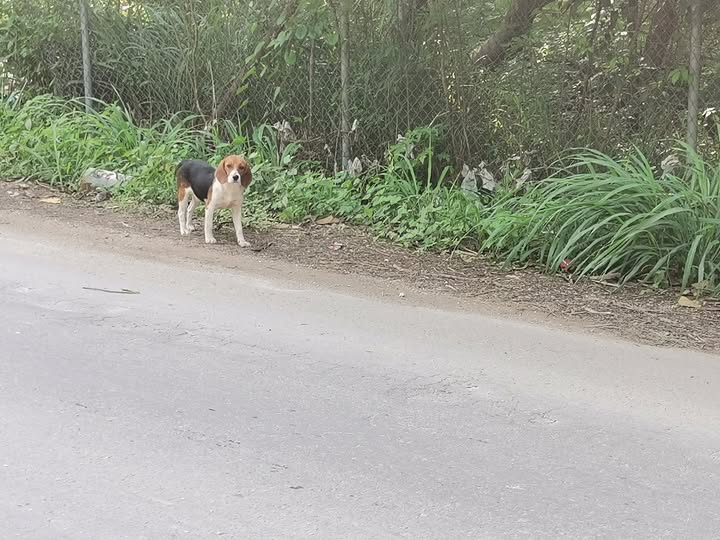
[176,159,215,201]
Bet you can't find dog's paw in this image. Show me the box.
[205,237,218,244]
[180,229,189,236]
[237,239,251,248]
[186,224,196,232]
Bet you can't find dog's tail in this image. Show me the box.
[175,161,189,188]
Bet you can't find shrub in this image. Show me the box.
[482,149,720,291]
[0,95,488,249]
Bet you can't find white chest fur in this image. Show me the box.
[211,178,244,209]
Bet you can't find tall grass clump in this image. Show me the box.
[0,95,490,249]
[363,127,486,249]
[0,95,205,197]
[482,149,720,291]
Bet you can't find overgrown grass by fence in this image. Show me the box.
[2,0,720,171]
[3,95,720,293]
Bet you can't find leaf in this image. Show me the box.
[458,250,479,263]
[324,32,339,47]
[39,196,62,204]
[245,41,266,64]
[316,215,341,225]
[678,296,702,309]
[271,30,290,50]
[294,24,308,40]
[284,49,297,66]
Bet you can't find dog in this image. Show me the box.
[176,155,252,247]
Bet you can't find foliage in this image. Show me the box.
[1,0,719,169]
[0,95,487,247]
[3,95,720,293]
[482,149,720,291]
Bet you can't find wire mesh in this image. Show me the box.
[0,0,718,170]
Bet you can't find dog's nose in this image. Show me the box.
[231,173,240,182]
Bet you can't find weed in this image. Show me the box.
[4,95,720,293]
[482,148,720,290]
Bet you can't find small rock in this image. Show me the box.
[678,295,702,309]
[95,190,112,203]
[79,168,131,191]
[398,292,405,298]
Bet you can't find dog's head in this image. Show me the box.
[216,155,252,187]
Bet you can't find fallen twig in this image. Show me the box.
[82,287,140,295]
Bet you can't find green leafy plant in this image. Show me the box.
[6,95,720,294]
[482,148,720,291]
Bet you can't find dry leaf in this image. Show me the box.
[458,250,479,263]
[40,197,62,204]
[691,280,710,294]
[678,296,702,309]
[592,271,621,282]
[316,215,341,225]
[250,242,273,252]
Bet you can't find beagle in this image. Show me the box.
[176,155,252,247]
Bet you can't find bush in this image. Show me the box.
[4,95,720,293]
[0,95,487,248]
[482,149,720,291]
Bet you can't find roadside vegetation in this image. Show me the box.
[2,94,720,294]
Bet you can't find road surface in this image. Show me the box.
[1,225,720,539]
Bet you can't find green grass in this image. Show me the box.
[482,149,720,291]
[2,95,720,294]
[0,95,485,247]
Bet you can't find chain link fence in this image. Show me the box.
[1,0,718,173]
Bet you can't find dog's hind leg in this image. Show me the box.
[177,186,192,236]
[185,194,199,233]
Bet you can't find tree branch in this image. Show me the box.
[214,0,300,120]
[470,0,555,67]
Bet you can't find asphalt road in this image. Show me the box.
[2,228,720,539]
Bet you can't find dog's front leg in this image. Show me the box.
[232,203,250,247]
[204,203,217,244]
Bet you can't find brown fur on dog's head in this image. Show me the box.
[216,155,252,187]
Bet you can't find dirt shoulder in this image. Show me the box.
[3,178,720,354]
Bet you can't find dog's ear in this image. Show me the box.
[215,157,229,184]
[240,161,253,188]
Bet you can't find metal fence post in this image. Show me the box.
[686,0,703,152]
[339,0,351,171]
[80,0,93,112]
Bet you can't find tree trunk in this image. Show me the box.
[623,0,641,57]
[642,0,680,68]
[339,0,351,170]
[79,0,93,111]
[397,0,429,43]
[686,0,703,151]
[214,0,299,121]
[470,0,554,67]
